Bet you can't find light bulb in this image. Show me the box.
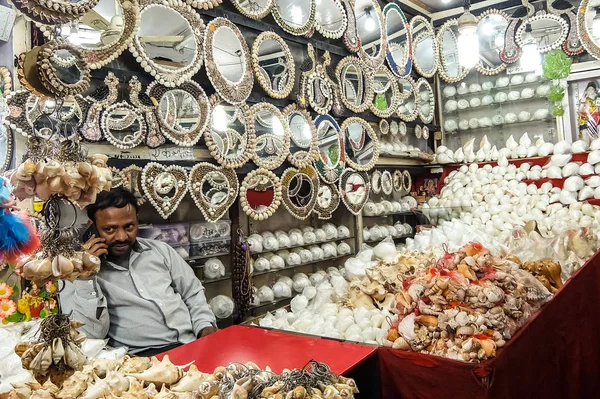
[458,31,479,69]
[212,105,227,132]
[364,15,376,32]
[520,41,541,70]
[482,22,493,36]
[593,10,600,38]
[289,5,303,25]
[494,33,504,48]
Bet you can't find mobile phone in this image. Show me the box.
[81,223,99,243]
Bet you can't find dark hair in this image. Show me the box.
[86,187,139,221]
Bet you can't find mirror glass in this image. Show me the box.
[397,78,418,121]
[213,27,246,83]
[253,106,288,168]
[317,184,334,209]
[316,0,345,36]
[338,58,371,112]
[210,101,248,161]
[527,15,567,52]
[103,104,145,147]
[371,66,397,117]
[413,33,436,76]
[355,0,383,59]
[202,171,230,208]
[343,120,376,168]
[257,38,292,94]
[385,5,410,76]
[233,0,271,18]
[288,173,314,208]
[440,23,462,79]
[245,173,276,212]
[153,172,178,201]
[158,89,201,132]
[340,170,369,214]
[74,0,124,49]
[138,6,196,70]
[317,120,341,170]
[289,112,312,149]
[51,50,82,84]
[476,13,508,72]
[273,0,312,31]
[417,79,434,123]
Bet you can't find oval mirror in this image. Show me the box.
[314,114,344,184]
[393,169,403,192]
[313,182,340,219]
[381,169,392,195]
[437,19,468,83]
[339,168,370,215]
[371,169,382,194]
[415,78,435,124]
[578,0,600,60]
[341,117,379,171]
[516,12,568,54]
[189,162,239,222]
[336,56,374,113]
[271,0,315,36]
[476,10,509,75]
[0,125,12,174]
[341,0,360,53]
[252,31,295,99]
[410,16,438,78]
[354,0,386,69]
[131,1,204,87]
[205,95,256,168]
[240,168,282,221]
[384,3,411,77]
[100,101,147,149]
[232,0,273,19]
[397,77,419,122]
[370,65,400,118]
[284,104,318,169]
[315,0,347,39]
[281,165,320,220]
[251,102,290,170]
[205,18,254,104]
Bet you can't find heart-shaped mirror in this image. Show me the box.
[354,0,386,69]
[370,65,400,118]
[410,16,438,78]
[0,124,12,174]
[339,168,370,215]
[315,0,347,39]
[437,19,468,83]
[271,0,315,36]
[240,168,282,221]
[141,162,188,219]
[189,162,238,222]
[381,169,392,195]
[281,165,320,220]
[384,3,412,77]
[100,101,147,149]
[130,0,204,87]
[516,12,568,53]
[336,56,374,113]
[205,94,256,168]
[313,182,340,219]
[121,165,145,205]
[416,78,435,124]
[371,169,382,194]
[397,76,419,122]
[251,31,295,100]
[148,80,210,147]
[205,18,254,104]
[476,10,509,75]
[314,114,344,184]
[251,102,290,170]
[341,117,379,171]
[232,0,273,19]
[284,104,318,169]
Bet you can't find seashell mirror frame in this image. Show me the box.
[281,165,320,220]
[188,162,238,223]
[240,168,283,221]
[251,31,295,100]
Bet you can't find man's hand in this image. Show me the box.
[83,235,108,258]
[199,326,217,338]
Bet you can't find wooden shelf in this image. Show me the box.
[251,237,355,255]
[251,252,355,277]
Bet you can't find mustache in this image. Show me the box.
[110,241,132,247]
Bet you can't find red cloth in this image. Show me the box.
[379,251,600,399]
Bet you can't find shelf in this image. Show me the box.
[442,96,551,116]
[363,210,422,218]
[251,236,355,255]
[188,251,230,262]
[364,234,414,244]
[201,274,231,284]
[445,117,555,134]
[376,156,432,166]
[442,79,551,100]
[249,297,292,311]
[522,175,595,189]
[251,252,355,277]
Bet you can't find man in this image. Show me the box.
[61,187,217,356]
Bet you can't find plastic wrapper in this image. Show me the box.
[209,295,235,319]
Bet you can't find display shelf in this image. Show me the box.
[188,251,230,262]
[446,116,555,134]
[252,252,355,277]
[442,96,551,115]
[376,156,432,166]
[363,210,422,218]
[364,234,414,244]
[202,274,232,284]
[442,79,551,100]
[522,175,595,189]
[251,236,355,255]
[249,297,292,311]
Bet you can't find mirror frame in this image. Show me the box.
[369,65,400,118]
[240,168,282,221]
[381,169,392,195]
[341,0,360,53]
[100,101,147,149]
[188,162,239,222]
[6,91,38,137]
[231,0,273,19]
[392,169,402,192]
[313,182,340,219]
[314,114,344,184]
[281,165,320,220]
[578,0,600,60]
[516,12,568,54]
[283,104,318,169]
[0,67,12,94]
[141,162,188,219]
[148,79,210,147]
[0,125,12,174]
[403,169,412,192]
[250,102,291,170]
[11,0,100,25]
[341,116,379,171]
[383,3,412,77]
[339,167,370,215]
[396,76,419,122]
[130,0,205,87]
[205,17,254,104]
[271,0,316,36]
[410,16,438,78]
[355,0,387,70]
[437,19,469,83]
[251,31,295,100]
[298,45,337,115]
[379,119,389,135]
[335,56,374,113]
[476,9,509,76]
[120,164,146,205]
[415,78,435,124]
[128,76,164,148]
[371,169,382,194]
[315,0,347,39]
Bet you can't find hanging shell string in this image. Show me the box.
[232,228,252,321]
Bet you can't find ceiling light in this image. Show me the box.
[593,8,600,38]
[520,23,541,70]
[212,105,227,132]
[364,7,376,33]
[495,33,504,48]
[457,0,479,68]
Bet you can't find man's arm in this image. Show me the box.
[165,247,217,337]
[60,278,110,339]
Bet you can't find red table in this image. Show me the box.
[158,325,376,375]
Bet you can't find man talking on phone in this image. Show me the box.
[60,187,217,356]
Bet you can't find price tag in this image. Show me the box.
[149,147,195,161]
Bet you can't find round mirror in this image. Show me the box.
[476,11,509,75]
[336,56,374,113]
[240,168,282,221]
[189,163,238,222]
[271,0,315,36]
[0,125,12,174]
[100,101,147,149]
[205,95,255,168]
[315,114,344,184]
[315,0,347,39]
[313,182,340,219]
[410,16,437,78]
[339,168,370,215]
[51,49,83,85]
[205,18,253,104]
[36,41,91,97]
[251,102,290,170]
[232,0,273,19]
[354,0,386,69]
[370,65,400,118]
[416,78,435,124]
[516,13,568,54]
[281,165,320,220]
[284,105,318,168]
[397,77,419,122]
[437,19,468,83]
[384,3,411,77]
[252,32,295,99]
[341,117,379,171]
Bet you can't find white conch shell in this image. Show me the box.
[490,146,499,161]
[498,153,509,167]
[572,140,588,154]
[64,341,87,371]
[465,148,476,163]
[538,142,554,157]
[462,137,475,154]
[51,338,64,365]
[579,187,594,201]
[476,148,486,162]
[170,365,215,392]
[126,355,187,386]
[57,370,92,399]
[519,133,532,147]
[480,135,492,151]
[506,135,518,150]
[591,138,600,151]
[28,344,52,373]
[526,146,538,157]
[80,371,131,399]
[588,150,600,165]
[553,140,571,155]
[580,163,595,176]
[454,148,465,163]
[535,136,545,146]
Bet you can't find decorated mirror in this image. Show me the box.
[189,162,238,222]
[516,12,568,53]
[0,124,12,174]
[384,3,412,77]
[298,45,337,115]
[130,0,204,87]
[100,101,147,149]
[476,10,509,75]
[370,65,399,118]
[416,78,434,124]
[284,104,318,169]
[341,0,360,53]
[10,0,100,25]
[148,80,210,146]
[339,168,370,215]
[354,0,386,69]
[390,120,398,135]
[205,18,253,104]
[271,0,315,36]
[315,0,347,39]
[314,114,344,184]
[371,169,382,194]
[205,95,256,168]
[403,169,412,192]
[397,76,419,122]
[121,165,145,205]
[381,169,392,195]
[232,0,273,19]
[379,119,389,135]
[577,0,600,59]
[393,169,402,192]
[252,31,295,99]
[251,102,290,170]
[336,56,374,113]
[240,168,282,221]
[410,16,438,78]
[341,117,379,171]
[281,165,320,220]
[313,182,340,219]
[437,19,468,83]
[141,162,188,219]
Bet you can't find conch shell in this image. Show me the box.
[170,365,215,392]
[27,343,52,374]
[88,154,109,168]
[119,356,154,373]
[80,371,131,399]
[126,355,186,386]
[57,370,92,399]
[117,380,154,399]
[51,338,64,365]
[52,255,74,278]
[64,340,87,371]
[23,258,53,283]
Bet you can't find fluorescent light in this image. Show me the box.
[365,16,376,32]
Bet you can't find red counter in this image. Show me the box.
[158,324,376,375]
